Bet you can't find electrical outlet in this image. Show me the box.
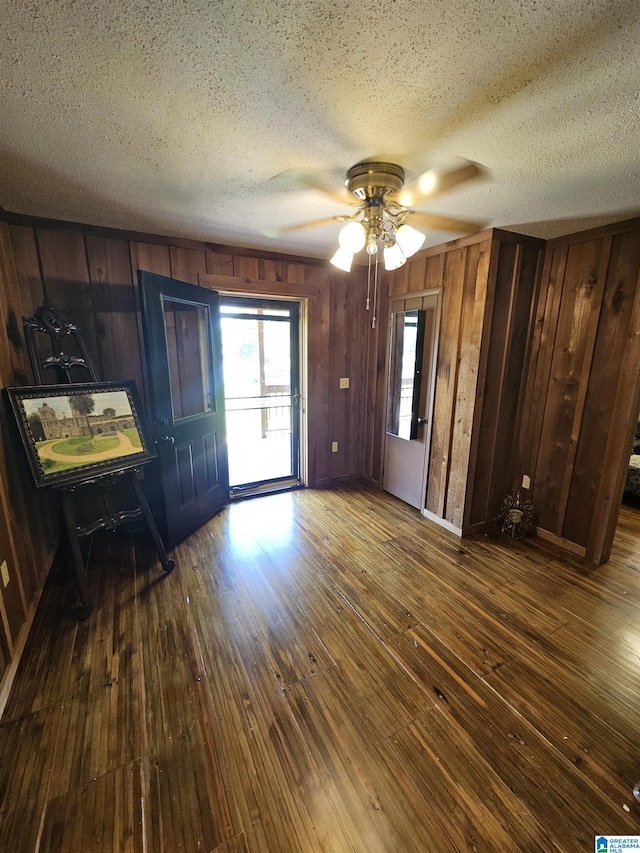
[1,560,9,588]
[331,441,338,452]
[339,377,350,389]
[522,474,531,489]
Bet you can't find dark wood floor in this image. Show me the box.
[1,481,640,851]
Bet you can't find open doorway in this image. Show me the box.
[220,296,302,497]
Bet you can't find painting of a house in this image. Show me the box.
[37,402,134,439]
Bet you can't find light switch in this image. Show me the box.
[522,474,531,489]
[339,377,349,389]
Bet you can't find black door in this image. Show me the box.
[139,271,229,546]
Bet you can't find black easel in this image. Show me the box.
[23,303,174,619]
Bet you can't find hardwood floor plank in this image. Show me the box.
[385,533,569,639]
[485,656,639,803]
[0,563,78,723]
[386,621,639,845]
[42,760,146,853]
[291,519,422,640]
[2,483,640,851]
[0,710,57,851]
[286,669,472,852]
[388,708,564,852]
[213,834,250,853]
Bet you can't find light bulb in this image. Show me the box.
[383,242,406,271]
[366,233,378,255]
[395,224,425,258]
[330,245,355,272]
[338,221,366,252]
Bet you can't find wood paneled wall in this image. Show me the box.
[363,228,544,535]
[0,211,368,692]
[1,204,638,698]
[517,218,640,562]
[0,222,59,699]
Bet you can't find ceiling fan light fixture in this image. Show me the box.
[383,241,406,271]
[338,221,366,252]
[330,244,355,272]
[395,223,426,258]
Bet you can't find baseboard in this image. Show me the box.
[534,526,587,558]
[421,508,463,537]
[361,474,380,488]
[0,583,44,720]
[314,474,362,489]
[461,519,493,536]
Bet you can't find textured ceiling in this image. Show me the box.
[1,0,639,260]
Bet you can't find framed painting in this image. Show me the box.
[4,381,156,488]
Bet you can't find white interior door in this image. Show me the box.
[383,291,439,510]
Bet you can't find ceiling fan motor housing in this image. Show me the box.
[346,161,405,201]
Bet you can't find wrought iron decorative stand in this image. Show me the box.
[23,303,174,619]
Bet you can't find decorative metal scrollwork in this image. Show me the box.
[499,491,534,539]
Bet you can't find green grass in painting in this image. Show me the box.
[52,435,120,455]
[123,428,142,448]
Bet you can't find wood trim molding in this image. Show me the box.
[421,508,463,537]
[0,580,45,721]
[0,205,330,267]
[546,216,640,248]
[534,526,587,558]
[198,273,323,299]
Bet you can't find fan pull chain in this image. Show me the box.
[372,250,379,329]
[366,251,372,312]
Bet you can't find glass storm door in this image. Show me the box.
[139,271,229,546]
[220,297,300,496]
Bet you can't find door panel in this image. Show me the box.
[383,292,439,510]
[139,271,229,546]
[176,442,196,506]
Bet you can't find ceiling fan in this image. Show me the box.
[269,158,488,272]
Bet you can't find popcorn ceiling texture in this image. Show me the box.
[0,0,639,256]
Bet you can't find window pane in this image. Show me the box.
[162,297,213,420]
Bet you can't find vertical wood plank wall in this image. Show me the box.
[1,208,639,692]
[363,229,544,535]
[0,213,367,689]
[516,220,640,562]
[0,222,58,697]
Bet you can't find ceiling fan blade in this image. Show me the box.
[405,211,486,235]
[398,161,488,207]
[270,169,353,206]
[262,215,350,238]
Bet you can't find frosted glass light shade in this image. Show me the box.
[330,245,355,272]
[395,224,425,258]
[338,221,366,252]
[383,242,406,271]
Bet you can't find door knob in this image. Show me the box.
[417,417,427,425]
[158,435,175,446]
